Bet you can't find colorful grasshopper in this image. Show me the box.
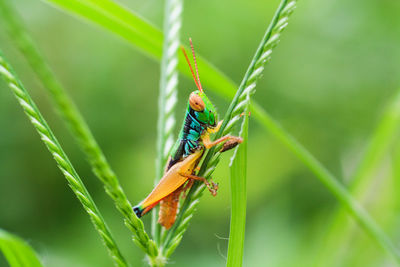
[133,39,243,229]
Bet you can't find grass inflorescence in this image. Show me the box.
[152,0,182,247]
[0,52,129,267]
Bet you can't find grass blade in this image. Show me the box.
[0,0,158,258]
[152,0,182,248]
[42,0,236,99]
[0,52,129,267]
[226,101,249,267]
[0,229,43,267]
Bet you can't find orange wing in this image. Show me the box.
[139,149,203,212]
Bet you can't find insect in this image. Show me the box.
[133,39,243,229]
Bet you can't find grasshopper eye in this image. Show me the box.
[189,92,205,111]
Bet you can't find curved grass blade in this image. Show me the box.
[0,229,43,267]
[0,0,158,259]
[41,0,240,103]
[45,0,161,59]
[226,100,249,267]
[0,52,129,267]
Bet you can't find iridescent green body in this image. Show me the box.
[134,90,218,218]
[167,90,217,169]
[133,40,242,228]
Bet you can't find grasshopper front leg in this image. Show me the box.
[204,120,243,152]
[202,130,243,152]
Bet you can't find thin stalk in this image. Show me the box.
[152,0,182,247]
[0,0,158,258]
[0,52,128,267]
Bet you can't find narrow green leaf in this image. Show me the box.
[226,107,248,267]
[0,229,43,267]
[41,0,238,102]
[44,0,161,58]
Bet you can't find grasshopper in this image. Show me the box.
[133,39,243,229]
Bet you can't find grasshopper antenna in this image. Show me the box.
[189,38,203,92]
[181,45,201,91]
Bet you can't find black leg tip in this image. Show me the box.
[133,206,143,218]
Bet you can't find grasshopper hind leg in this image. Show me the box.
[179,173,219,196]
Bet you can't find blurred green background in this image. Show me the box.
[1,0,400,266]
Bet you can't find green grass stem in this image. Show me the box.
[0,52,129,267]
[152,0,182,247]
[226,98,249,267]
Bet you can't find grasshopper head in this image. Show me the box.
[181,39,218,127]
[188,90,217,127]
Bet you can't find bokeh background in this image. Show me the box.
[1,0,400,266]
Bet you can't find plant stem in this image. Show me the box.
[0,52,128,267]
[226,99,249,267]
[0,0,158,258]
[152,0,182,246]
